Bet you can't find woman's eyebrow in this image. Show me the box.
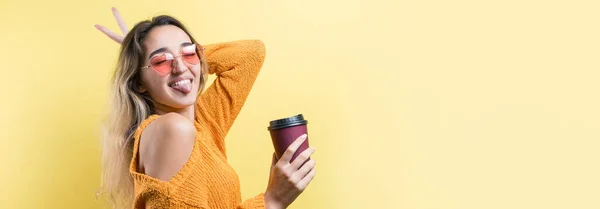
[148,48,167,60]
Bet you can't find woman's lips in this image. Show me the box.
[169,79,192,94]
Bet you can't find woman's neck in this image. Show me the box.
[154,104,195,122]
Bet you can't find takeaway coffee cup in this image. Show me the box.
[268,114,309,163]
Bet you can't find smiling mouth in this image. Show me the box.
[168,79,193,94]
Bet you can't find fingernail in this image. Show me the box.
[301,134,307,139]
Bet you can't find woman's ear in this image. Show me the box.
[135,80,147,93]
[137,86,147,93]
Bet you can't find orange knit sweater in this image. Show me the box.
[129,40,266,208]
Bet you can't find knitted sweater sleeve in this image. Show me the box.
[196,40,266,136]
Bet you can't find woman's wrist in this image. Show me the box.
[264,191,284,209]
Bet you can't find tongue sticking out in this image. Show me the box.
[171,82,192,94]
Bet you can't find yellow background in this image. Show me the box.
[1,0,599,208]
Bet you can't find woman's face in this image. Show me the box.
[138,25,202,110]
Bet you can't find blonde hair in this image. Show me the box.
[97,15,208,208]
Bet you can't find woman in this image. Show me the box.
[95,8,316,209]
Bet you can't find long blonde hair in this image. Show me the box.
[97,15,208,208]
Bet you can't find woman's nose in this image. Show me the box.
[171,57,188,74]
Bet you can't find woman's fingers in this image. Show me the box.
[290,159,315,183]
[111,7,129,34]
[279,134,308,164]
[94,24,123,44]
[290,148,315,171]
[295,165,316,191]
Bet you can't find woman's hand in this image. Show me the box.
[94,7,129,44]
[264,134,317,209]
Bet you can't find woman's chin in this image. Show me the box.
[166,88,197,102]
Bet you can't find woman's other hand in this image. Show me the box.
[94,7,129,44]
[264,134,317,209]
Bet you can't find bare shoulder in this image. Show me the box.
[138,113,196,181]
